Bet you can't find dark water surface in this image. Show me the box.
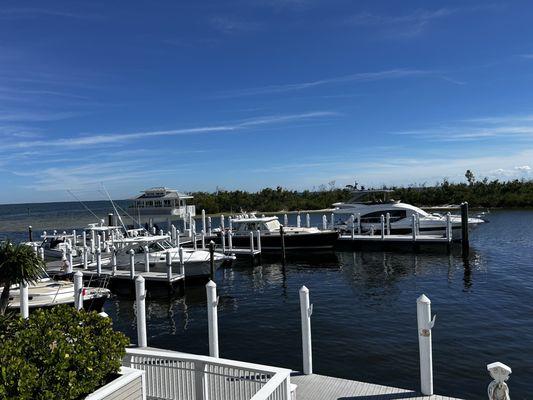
[1,203,532,399]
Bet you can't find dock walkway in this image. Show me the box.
[291,374,462,400]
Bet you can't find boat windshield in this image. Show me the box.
[263,220,281,231]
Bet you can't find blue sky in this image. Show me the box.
[1,0,533,203]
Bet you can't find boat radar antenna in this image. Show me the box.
[100,184,130,237]
[67,190,101,221]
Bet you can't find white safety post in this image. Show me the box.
[135,276,147,347]
[220,214,225,231]
[386,213,391,235]
[446,212,452,242]
[412,214,417,241]
[380,215,385,240]
[179,247,185,276]
[83,246,88,270]
[202,209,206,234]
[256,229,262,253]
[201,230,206,250]
[299,286,313,375]
[284,214,289,226]
[39,247,45,261]
[228,230,233,250]
[249,231,254,255]
[208,217,212,236]
[166,250,172,282]
[82,231,87,248]
[357,213,361,234]
[296,213,301,228]
[322,215,327,230]
[111,246,117,275]
[74,271,83,310]
[306,213,311,228]
[487,362,512,400]
[129,249,135,279]
[417,294,435,396]
[20,281,29,319]
[206,280,219,358]
[330,213,334,230]
[96,248,102,275]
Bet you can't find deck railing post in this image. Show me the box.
[284,214,289,226]
[207,217,212,236]
[380,215,385,240]
[166,250,172,283]
[129,249,135,279]
[194,361,206,400]
[299,286,313,375]
[487,362,512,400]
[386,213,391,235]
[306,213,311,228]
[296,212,301,228]
[322,215,327,230]
[20,281,29,319]
[206,280,219,358]
[179,246,185,276]
[412,214,417,241]
[417,294,435,396]
[111,246,117,275]
[74,271,83,311]
[144,246,150,272]
[96,248,102,276]
[256,229,262,253]
[135,276,147,347]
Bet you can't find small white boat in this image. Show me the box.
[333,190,485,238]
[5,273,110,311]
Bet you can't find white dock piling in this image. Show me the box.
[176,230,180,248]
[39,247,45,261]
[66,246,73,274]
[83,246,88,270]
[386,213,391,235]
[74,271,83,311]
[351,214,355,239]
[221,231,226,252]
[412,214,417,241]
[151,227,156,235]
[129,249,135,279]
[96,233,102,252]
[206,280,219,358]
[135,276,147,347]
[322,215,327,230]
[249,231,255,254]
[179,247,185,276]
[159,229,164,237]
[82,231,87,248]
[299,286,313,375]
[306,213,311,228]
[201,230,206,249]
[256,229,262,253]
[166,251,172,283]
[193,232,198,250]
[208,217,212,236]
[330,213,334,230]
[487,362,512,400]
[446,212,452,242]
[284,214,289,226]
[296,212,301,228]
[72,229,77,245]
[96,248,102,275]
[90,230,95,254]
[20,281,29,319]
[171,224,177,245]
[202,209,206,234]
[381,215,385,240]
[417,294,435,396]
[220,214,225,231]
[415,214,420,236]
[229,218,233,231]
[144,246,150,272]
[111,246,117,275]
[228,230,233,250]
[357,213,361,234]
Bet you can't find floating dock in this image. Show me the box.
[336,233,454,251]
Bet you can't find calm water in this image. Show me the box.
[1,203,532,399]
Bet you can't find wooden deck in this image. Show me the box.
[291,374,462,400]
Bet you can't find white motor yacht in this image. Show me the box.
[333,190,485,239]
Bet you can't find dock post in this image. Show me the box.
[28,225,33,242]
[206,280,219,358]
[229,217,233,231]
[380,215,385,240]
[221,231,226,253]
[351,217,355,240]
[111,246,117,275]
[209,241,215,281]
[446,213,452,242]
[159,228,164,237]
[386,213,391,235]
[250,231,255,255]
[412,214,417,241]
[330,213,335,230]
[96,248,102,275]
[201,230,206,249]
[193,232,198,251]
[90,230,95,254]
[417,294,435,396]
[179,246,185,276]
[370,225,375,236]
[202,209,206,234]
[74,271,83,311]
[461,202,469,254]
[83,246,88,270]
[144,246,150,273]
[108,213,114,227]
[299,286,313,375]
[228,231,233,250]
[256,229,262,253]
[220,215,225,231]
[96,233,101,252]
[67,246,73,274]
[207,217,212,236]
[176,230,180,248]
[415,214,420,236]
[284,214,289,226]
[357,213,361,234]
[487,362,512,400]
[166,250,172,283]
[135,276,147,347]
[151,227,156,235]
[171,224,177,245]
[280,225,287,265]
[39,247,45,261]
[306,213,310,228]
[296,212,301,228]
[72,229,77,246]
[129,249,135,279]
[20,281,29,319]
[82,231,87,248]
[32,243,38,255]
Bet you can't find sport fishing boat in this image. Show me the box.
[228,214,339,251]
[332,189,485,238]
[5,273,110,312]
[113,235,234,278]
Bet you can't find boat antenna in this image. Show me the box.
[100,184,130,237]
[67,190,101,221]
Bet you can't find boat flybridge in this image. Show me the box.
[112,235,234,278]
[332,189,485,239]
[229,214,339,251]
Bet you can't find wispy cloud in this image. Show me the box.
[208,16,262,34]
[214,69,433,98]
[520,54,533,59]
[0,8,101,20]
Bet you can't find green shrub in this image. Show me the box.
[0,305,130,400]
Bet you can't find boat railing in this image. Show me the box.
[123,347,292,400]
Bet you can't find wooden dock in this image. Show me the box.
[336,233,454,252]
[291,373,462,400]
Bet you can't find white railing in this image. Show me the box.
[124,348,291,400]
